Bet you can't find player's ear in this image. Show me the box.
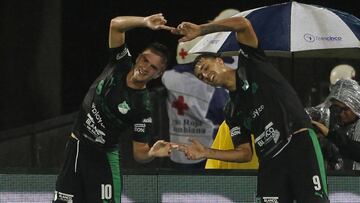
[154,64,166,79]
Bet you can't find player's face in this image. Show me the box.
[133,50,165,82]
[331,100,358,125]
[194,57,224,86]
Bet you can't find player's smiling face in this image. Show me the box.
[194,57,224,86]
[133,50,165,82]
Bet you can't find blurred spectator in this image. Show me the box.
[307,64,357,121]
[306,64,357,170]
[312,79,360,171]
[329,64,356,89]
[162,9,239,169]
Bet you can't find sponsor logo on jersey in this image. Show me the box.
[230,126,241,137]
[252,105,264,119]
[134,123,146,132]
[85,113,106,144]
[118,101,130,114]
[255,122,280,147]
[142,117,152,123]
[91,103,105,128]
[262,197,279,203]
[54,191,74,202]
[95,135,105,144]
[116,47,130,60]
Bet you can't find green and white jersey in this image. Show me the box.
[73,44,153,149]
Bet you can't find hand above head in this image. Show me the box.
[171,22,201,42]
[144,13,174,31]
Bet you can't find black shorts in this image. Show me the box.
[257,129,329,203]
[54,136,121,203]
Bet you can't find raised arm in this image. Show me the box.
[172,16,258,48]
[109,13,173,48]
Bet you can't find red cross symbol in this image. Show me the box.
[179,48,188,59]
[172,96,189,115]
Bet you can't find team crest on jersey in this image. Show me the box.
[96,80,105,95]
[251,82,259,94]
[118,101,130,114]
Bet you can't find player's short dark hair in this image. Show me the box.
[192,52,221,68]
[143,42,170,69]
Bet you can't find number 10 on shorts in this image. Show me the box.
[101,184,112,200]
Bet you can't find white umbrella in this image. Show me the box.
[190,1,360,58]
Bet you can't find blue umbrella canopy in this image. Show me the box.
[190,1,360,58]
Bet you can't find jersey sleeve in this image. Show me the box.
[108,43,133,70]
[130,93,153,143]
[237,43,285,85]
[131,112,153,143]
[223,101,252,146]
[227,121,252,147]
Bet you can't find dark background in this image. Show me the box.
[0,0,359,131]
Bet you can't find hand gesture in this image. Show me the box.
[144,13,173,31]
[171,22,201,42]
[178,138,207,160]
[148,140,172,157]
[311,120,329,136]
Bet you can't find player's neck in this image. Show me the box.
[224,70,236,91]
[126,70,147,90]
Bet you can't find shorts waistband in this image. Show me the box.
[70,131,119,152]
